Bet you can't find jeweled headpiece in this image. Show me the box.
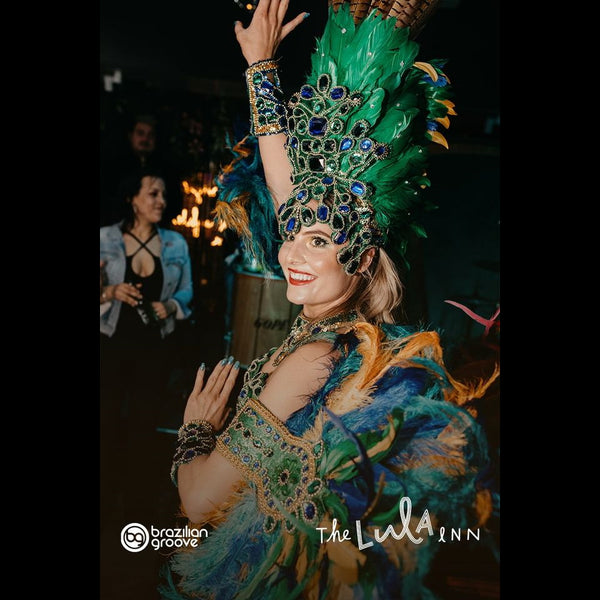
[216,0,455,276]
[278,0,455,274]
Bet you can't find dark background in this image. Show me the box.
[99,0,499,114]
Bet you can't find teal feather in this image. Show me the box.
[215,134,283,275]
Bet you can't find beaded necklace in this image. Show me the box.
[271,310,359,367]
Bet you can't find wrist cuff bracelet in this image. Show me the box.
[245,59,288,136]
[170,419,217,487]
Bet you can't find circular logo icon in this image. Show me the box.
[120,523,149,552]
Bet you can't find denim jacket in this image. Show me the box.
[100,223,193,338]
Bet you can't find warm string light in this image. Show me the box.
[172,206,202,238]
[181,180,218,205]
[172,174,227,241]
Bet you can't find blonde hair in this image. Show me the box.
[319,248,403,325]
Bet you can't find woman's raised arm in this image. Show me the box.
[234,0,309,209]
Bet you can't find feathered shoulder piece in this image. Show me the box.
[213,134,283,275]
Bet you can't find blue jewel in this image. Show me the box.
[339,205,350,213]
[257,418,264,425]
[261,80,274,90]
[317,205,329,220]
[322,176,333,185]
[360,139,373,151]
[301,85,314,98]
[278,204,285,214]
[286,218,296,232]
[290,136,298,148]
[304,503,316,519]
[274,433,280,441]
[340,138,353,151]
[427,120,439,131]
[334,231,348,244]
[312,326,322,334]
[232,446,239,454]
[351,182,366,195]
[330,87,345,100]
[242,455,250,463]
[375,145,387,156]
[296,189,307,200]
[309,117,328,136]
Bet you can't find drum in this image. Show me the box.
[230,268,301,368]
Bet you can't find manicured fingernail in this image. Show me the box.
[220,358,227,365]
[304,12,310,19]
[233,20,238,26]
[227,356,234,364]
[199,363,205,371]
[234,361,240,369]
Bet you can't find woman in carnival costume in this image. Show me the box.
[160,1,499,598]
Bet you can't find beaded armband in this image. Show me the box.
[170,419,216,487]
[245,59,288,136]
[216,397,325,534]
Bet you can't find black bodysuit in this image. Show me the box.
[115,230,164,344]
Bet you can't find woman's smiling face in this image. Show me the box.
[278,220,358,319]
[131,175,166,224]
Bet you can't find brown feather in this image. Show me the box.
[350,0,373,23]
[328,0,441,34]
[389,0,441,35]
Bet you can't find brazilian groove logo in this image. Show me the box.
[120,522,210,552]
[120,523,149,552]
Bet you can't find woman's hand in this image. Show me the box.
[151,301,169,320]
[105,282,143,307]
[234,0,308,66]
[183,359,240,432]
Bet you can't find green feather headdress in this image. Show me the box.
[278,0,455,274]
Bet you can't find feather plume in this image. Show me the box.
[214,134,282,275]
[304,3,456,265]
